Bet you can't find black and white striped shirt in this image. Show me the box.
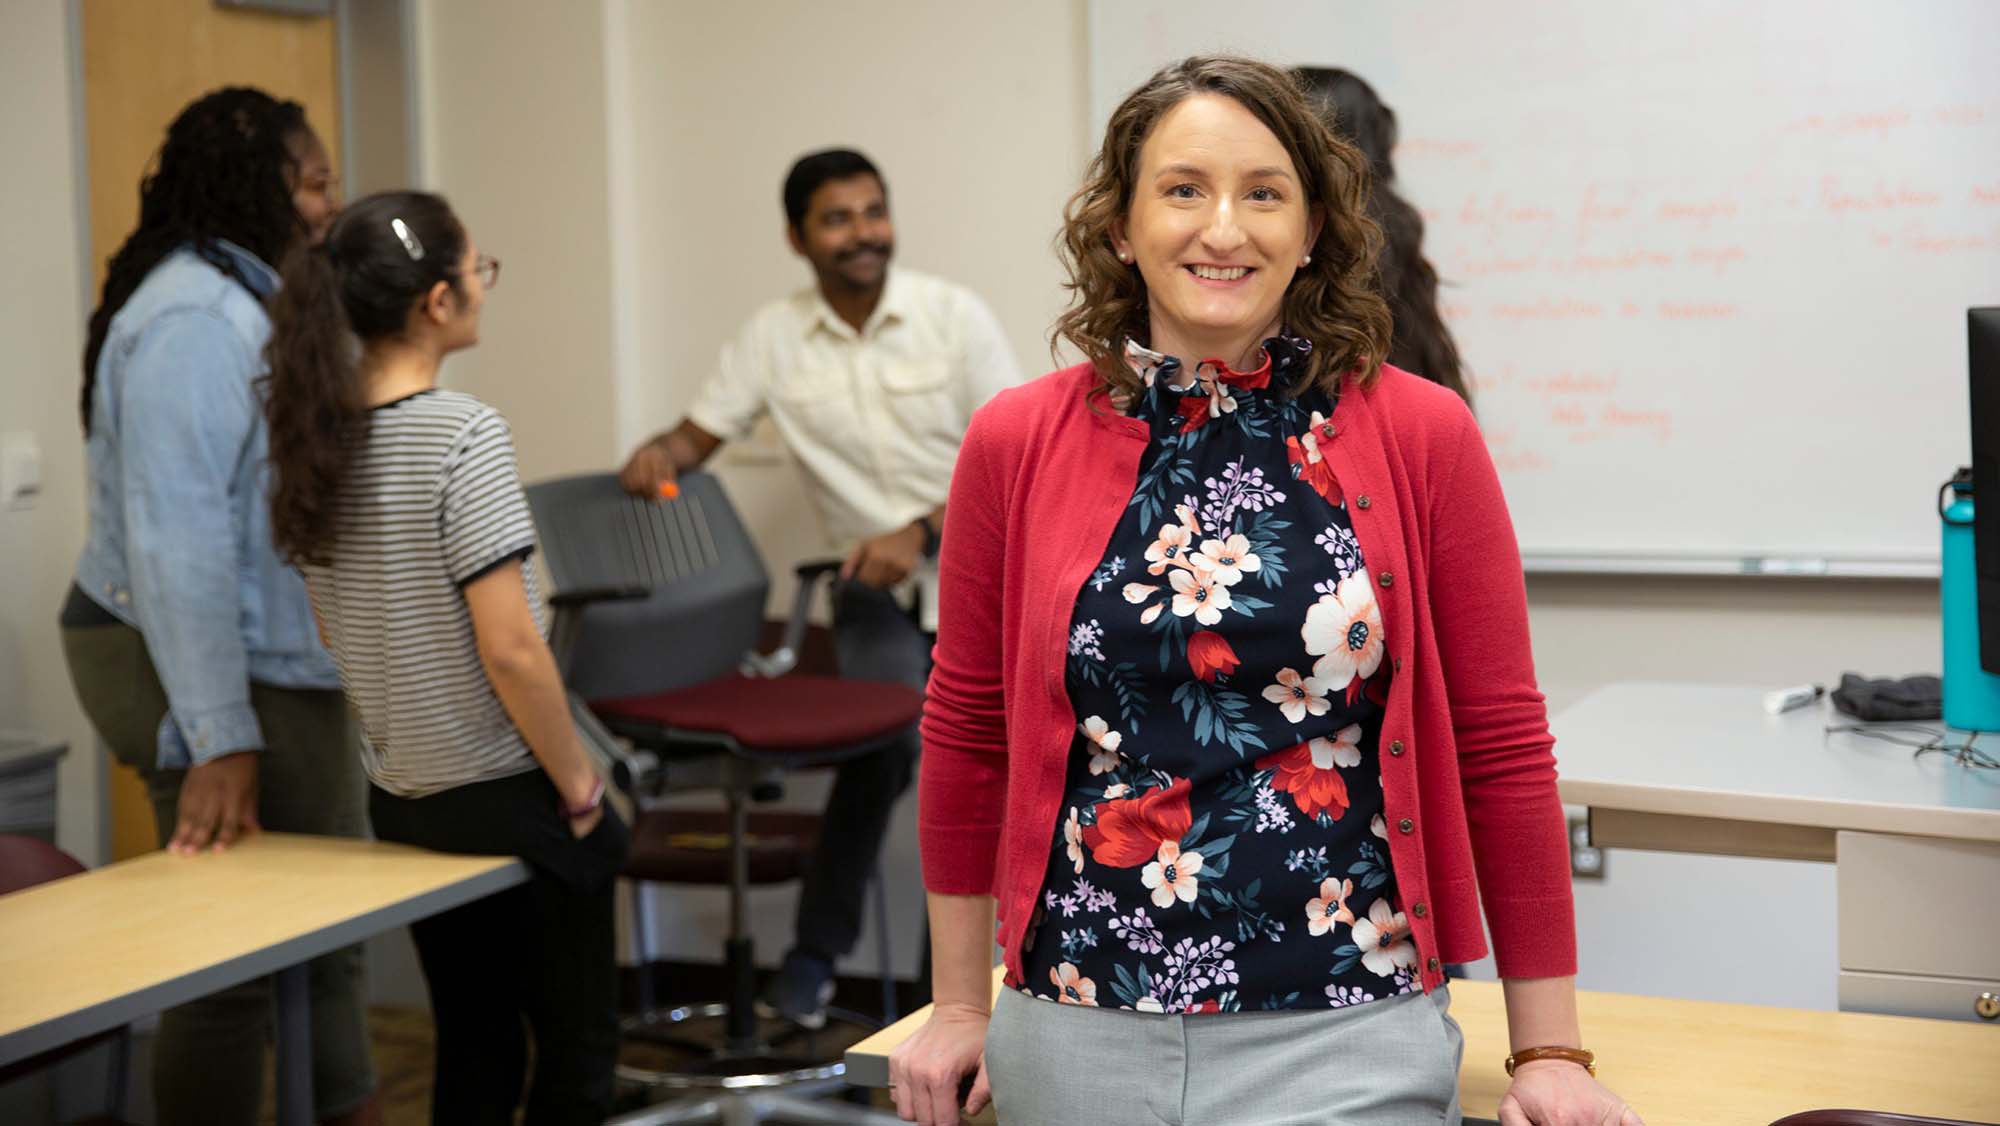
[301,389,542,797]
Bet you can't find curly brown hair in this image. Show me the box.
[1053,55,1391,400]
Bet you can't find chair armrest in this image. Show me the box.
[567,692,659,801]
[548,585,651,608]
[742,559,844,678]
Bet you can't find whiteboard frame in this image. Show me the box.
[1520,552,1939,579]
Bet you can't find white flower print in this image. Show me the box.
[1352,898,1418,978]
[1103,782,1131,800]
[1168,568,1231,626]
[1301,572,1386,691]
[1308,725,1365,770]
[1371,813,1389,841]
[1140,840,1204,909]
[1191,533,1262,587]
[1252,784,1295,833]
[1079,715,1124,775]
[1068,619,1106,661]
[1134,995,1165,1014]
[1145,522,1197,576]
[1063,807,1084,874]
[1305,877,1357,936]
[1262,667,1334,724]
[1122,581,1159,604]
[1109,908,1165,955]
[1050,962,1099,1005]
[1088,556,1126,592]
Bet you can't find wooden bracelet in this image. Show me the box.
[1505,1046,1596,1076]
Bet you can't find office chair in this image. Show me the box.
[529,471,920,1126]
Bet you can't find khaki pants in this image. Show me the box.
[61,617,376,1125]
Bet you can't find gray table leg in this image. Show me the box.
[274,964,313,1126]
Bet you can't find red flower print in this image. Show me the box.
[1286,434,1343,507]
[1186,630,1240,683]
[1255,730,1359,821]
[1082,779,1194,868]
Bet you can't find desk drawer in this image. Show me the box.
[1839,969,2000,1024]
[1837,832,2000,980]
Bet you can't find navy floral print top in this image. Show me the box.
[1018,334,1421,1015]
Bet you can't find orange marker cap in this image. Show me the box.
[657,480,680,500]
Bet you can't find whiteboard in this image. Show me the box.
[1088,0,2000,574]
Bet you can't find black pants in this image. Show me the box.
[369,770,629,1126]
[791,580,932,964]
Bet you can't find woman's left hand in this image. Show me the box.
[1498,1060,1642,1125]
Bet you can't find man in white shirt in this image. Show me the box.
[619,148,1020,1026]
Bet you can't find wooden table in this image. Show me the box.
[1552,682,2000,1021]
[0,832,525,1125]
[846,971,2000,1125]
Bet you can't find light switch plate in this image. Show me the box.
[0,431,41,511]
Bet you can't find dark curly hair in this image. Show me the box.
[1053,55,1391,401]
[1298,66,1471,407]
[264,191,467,567]
[80,86,312,432]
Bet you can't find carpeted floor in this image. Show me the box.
[284,1005,901,1125]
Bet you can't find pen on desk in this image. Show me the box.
[1763,683,1824,714]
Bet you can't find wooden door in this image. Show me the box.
[80,0,342,859]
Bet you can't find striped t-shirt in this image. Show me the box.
[300,389,543,797]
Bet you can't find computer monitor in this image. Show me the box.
[1968,308,2000,673]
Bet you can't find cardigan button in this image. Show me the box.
[1378,571,1394,588]
[1413,902,1427,918]
[1389,739,1405,756]
[1356,495,1371,509]
[1397,817,1414,834]
[1427,956,1442,973]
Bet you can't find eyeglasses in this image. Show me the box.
[473,254,500,289]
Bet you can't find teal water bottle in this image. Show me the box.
[1941,468,2000,731]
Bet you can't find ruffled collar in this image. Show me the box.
[1122,331,1315,435]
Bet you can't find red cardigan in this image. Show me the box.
[919,361,1577,992]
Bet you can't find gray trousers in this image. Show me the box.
[984,984,1464,1126]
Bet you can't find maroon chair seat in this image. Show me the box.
[625,807,824,886]
[0,835,131,1111]
[593,674,924,755]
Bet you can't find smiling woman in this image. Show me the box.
[1053,55,1389,404]
[890,54,1645,1126]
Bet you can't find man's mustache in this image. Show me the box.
[838,243,892,262]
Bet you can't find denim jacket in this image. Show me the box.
[72,240,339,769]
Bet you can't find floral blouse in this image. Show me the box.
[1018,333,1421,1015]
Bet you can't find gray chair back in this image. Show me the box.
[526,471,769,699]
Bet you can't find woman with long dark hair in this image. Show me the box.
[60,86,378,1126]
[264,190,627,1126]
[1298,66,1472,407]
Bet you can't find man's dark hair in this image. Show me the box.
[782,148,885,232]
[81,86,311,432]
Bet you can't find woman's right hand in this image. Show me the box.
[888,1001,992,1125]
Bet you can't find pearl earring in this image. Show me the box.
[1301,255,1313,267]
[1118,251,1131,263]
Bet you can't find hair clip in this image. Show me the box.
[390,217,425,261]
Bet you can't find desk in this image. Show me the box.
[845,971,2000,1125]
[1552,682,2000,1021]
[0,832,525,1125]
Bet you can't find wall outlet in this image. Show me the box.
[1569,815,1605,879]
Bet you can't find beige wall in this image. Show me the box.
[411,0,618,482]
[614,0,1093,603]
[1,0,99,863]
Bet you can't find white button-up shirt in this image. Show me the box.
[687,267,1022,555]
